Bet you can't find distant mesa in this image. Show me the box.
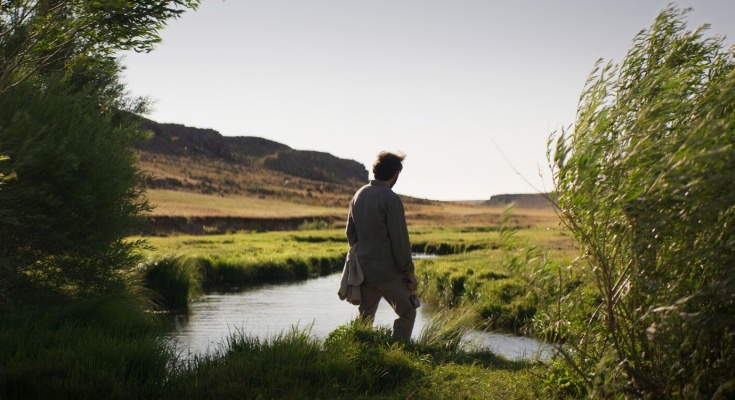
[484,193,557,210]
[135,119,368,197]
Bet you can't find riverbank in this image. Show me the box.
[2,215,575,398]
[164,271,555,362]
[0,289,548,399]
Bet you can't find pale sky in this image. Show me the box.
[120,1,735,201]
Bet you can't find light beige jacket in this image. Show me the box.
[338,242,363,305]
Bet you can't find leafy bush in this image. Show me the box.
[0,79,150,301]
[549,6,735,398]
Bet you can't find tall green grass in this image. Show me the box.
[136,228,523,310]
[140,252,345,309]
[0,292,174,399]
[413,211,569,335]
[140,255,203,308]
[162,316,543,399]
[416,250,539,333]
[546,6,735,397]
[2,223,567,399]
[1,297,545,399]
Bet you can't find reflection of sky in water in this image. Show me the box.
[167,272,554,361]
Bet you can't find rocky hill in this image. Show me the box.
[135,119,368,202]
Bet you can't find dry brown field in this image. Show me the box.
[143,188,561,231]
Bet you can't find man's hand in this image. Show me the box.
[405,271,418,292]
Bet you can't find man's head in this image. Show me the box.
[373,151,406,186]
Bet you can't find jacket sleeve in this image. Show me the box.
[386,194,415,273]
[346,203,358,246]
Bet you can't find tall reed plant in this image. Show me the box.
[548,6,735,398]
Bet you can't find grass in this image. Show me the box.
[146,189,347,218]
[0,292,173,399]
[2,200,572,398]
[133,230,348,301]
[133,222,577,350]
[163,319,546,399]
[140,255,203,308]
[0,291,547,399]
[130,229,347,259]
[133,223,577,337]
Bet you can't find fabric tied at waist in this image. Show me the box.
[338,242,363,305]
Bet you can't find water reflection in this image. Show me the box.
[166,273,554,361]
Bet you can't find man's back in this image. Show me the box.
[346,180,413,284]
[342,151,418,341]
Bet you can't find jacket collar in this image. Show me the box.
[369,180,391,188]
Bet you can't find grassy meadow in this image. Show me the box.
[3,189,579,399]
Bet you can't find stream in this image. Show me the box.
[166,272,555,361]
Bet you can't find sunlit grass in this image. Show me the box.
[133,224,576,339]
[130,229,348,260]
[4,214,568,399]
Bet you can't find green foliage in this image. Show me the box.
[417,250,540,333]
[297,218,333,230]
[135,229,348,261]
[140,255,203,308]
[0,298,545,399]
[415,208,556,334]
[549,6,735,398]
[412,240,488,255]
[139,252,344,308]
[166,320,428,399]
[167,314,539,399]
[414,307,475,354]
[0,0,203,308]
[0,292,172,400]
[0,79,151,300]
[477,278,538,330]
[2,226,563,399]
[0,0,201,93]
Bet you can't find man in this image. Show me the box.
[345,151,418,341]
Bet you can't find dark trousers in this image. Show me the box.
[358,275,417,341]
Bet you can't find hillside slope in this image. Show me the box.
[131,119,560,234]
[136,119,368,205]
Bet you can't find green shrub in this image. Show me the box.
[549,6,735,398]
[0,79,151,302]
